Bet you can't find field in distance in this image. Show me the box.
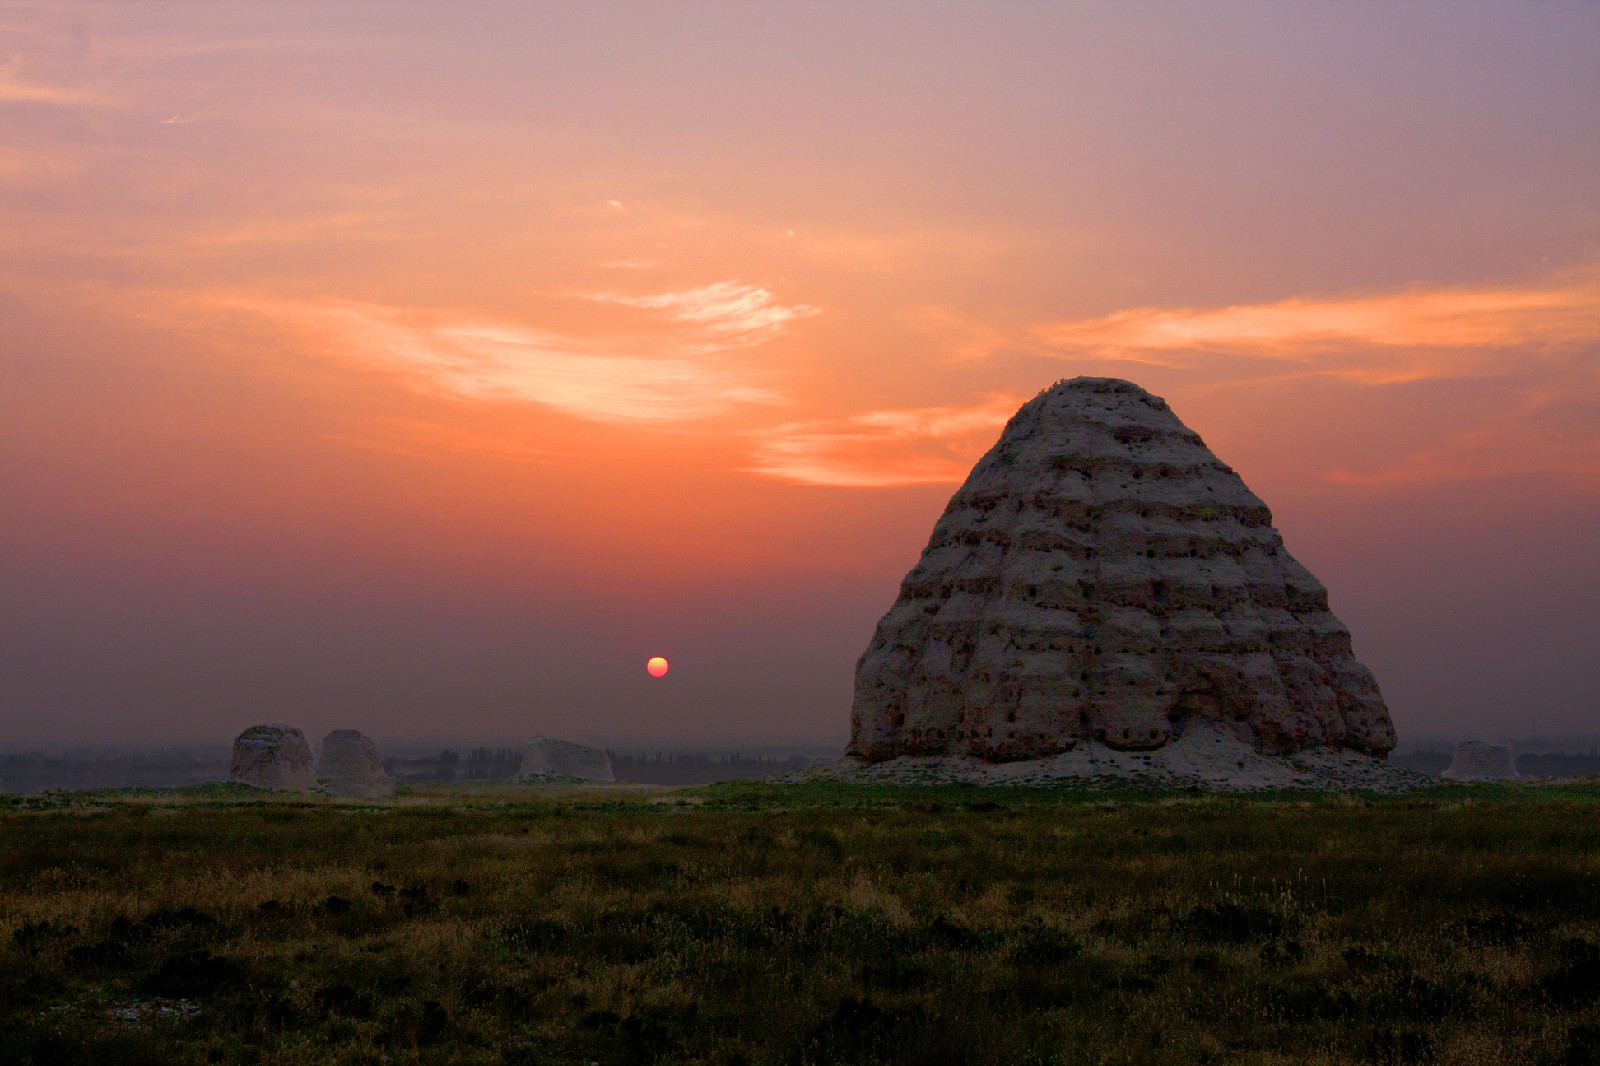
[4,781,1600,1065]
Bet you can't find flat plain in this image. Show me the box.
[4,781,1600,1065]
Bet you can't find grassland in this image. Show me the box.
[4,780,1600,1065]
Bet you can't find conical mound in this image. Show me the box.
[850,378,1395,763]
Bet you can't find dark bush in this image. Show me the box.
[1545,939,1600,1006]
[737,824,775,846]
[315,983,373,1019]
[1259,938,1305,966]
[799,996,904,1064]
[0,1018,169,1066]
[1179,899,1284,943]
[140,906,216,930]
[417,999,450,1044]
[796,826,845,859]
[1265,984,1358,1023]
[9,920,75,950]
[861,953,931,990]
[1562,1023,1600,1066]
[1012,927,1082,965]
[925,914,984,951]
[1365,1025,1434,1064]
[499,918,570,953]
[66,939,128,968]
[141,949,243,997]
[1451,912,1538,946]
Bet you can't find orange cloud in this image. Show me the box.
[584,281,819,338]
[1036,277,1600,360]
[215,296,783,422]
[745,395,1020,487]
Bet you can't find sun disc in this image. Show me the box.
[646,656,669,678]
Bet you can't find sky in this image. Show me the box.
[2,2,1597,748]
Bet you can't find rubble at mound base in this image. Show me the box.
[797,721,1431,793]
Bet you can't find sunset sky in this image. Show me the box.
[3,2,1597,747]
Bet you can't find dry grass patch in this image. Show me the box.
[3,782,1600,1063]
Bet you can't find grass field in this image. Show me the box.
[4,780,1600,1065]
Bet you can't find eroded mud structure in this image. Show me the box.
[849,378,1395,762]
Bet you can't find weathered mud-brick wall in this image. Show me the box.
[517,737,615,783]
[1440,741,1518,781]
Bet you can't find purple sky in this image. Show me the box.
[1,2,1597,746]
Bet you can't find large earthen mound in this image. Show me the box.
[319,729,395,798]
[850,378,1396,765]
[516,737,615,783]
[229,724,316,791]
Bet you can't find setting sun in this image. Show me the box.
[647,657,669,678]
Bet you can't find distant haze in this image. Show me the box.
[2,3,1597,747]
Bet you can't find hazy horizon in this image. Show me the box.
[3,2,1597,748]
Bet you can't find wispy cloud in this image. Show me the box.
[0,73,98,107]
[218,297,781,423]
[1026,272,1600,489]
[746,396,1020,487]
[1036,277,1600,362]
[586,280,819,338]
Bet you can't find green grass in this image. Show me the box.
[3,782,1600,1064]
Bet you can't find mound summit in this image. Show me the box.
[849,378,1397,768]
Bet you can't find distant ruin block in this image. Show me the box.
[1440,741,1518,782]
[228,724,316,791]
[516,737,615,783]
[319,729,396,798]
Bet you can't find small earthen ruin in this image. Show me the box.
[1440,741,1519,782]
[319,729,395,798]
[517,737,615,783]
[849,378,1396,764]
[228,724,317,791]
